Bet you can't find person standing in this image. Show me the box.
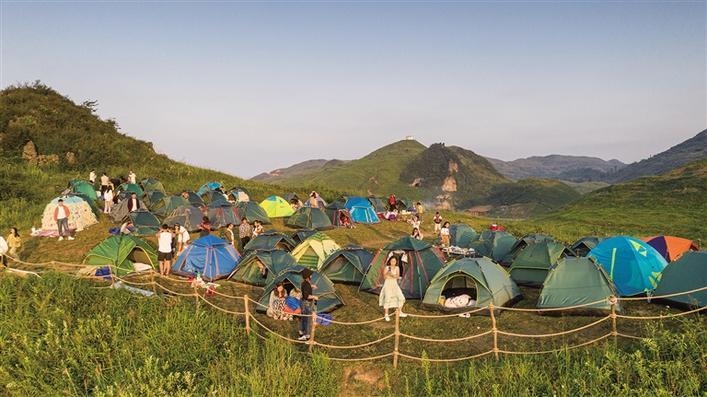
[7,228,22,258]
[379,255,407,322]
[433,212,443,235]
[156,224,174,276]
[388,194,397,211]
[54,199,74,241]
[252,220,264,237]
[199,216,212,237]
[100,173,111,197]
[238,218,253,251]
[127,192,140,212]
[103,187,114,213]
[297,268,319,341]
[128,170,137,184]
[308,192,319,208]
[174,223,190,255]
[224,223,236,248]
[440,221,451,247]
[415,202,424,221]
[89,170,97,185]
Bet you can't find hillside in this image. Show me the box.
[523,159,707,242]
[251,159,333,182]
[487,155,625,182]
[483,178,582,218]
[609,129,707,182]
[0,83,343,231]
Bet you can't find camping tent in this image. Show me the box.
[502,233,553,264]
[150,195,190,218]
[538,257,620,312]
[228,249,298,286]
[469,231,517,263]
[643,236,699,262]
[196,181,223,197]
[570,237,605,257]
[228,187,250,203]
[109,198,147,223]
[244,231,297,252]
[509,241,573,286]
[588,236,668,296]
[117,183,144,197]
[360,236,447,299]
[290,232,341,270]
[144,190,167,208]
[235,201,271,224]
[257,266,344,313]
[68,192,101,216]
[653,251,706,308]
[342,196,380,224]
[140,178,166,194]
[422,257,521,310]
[41,196,98,236]
[164,205,205,232]
[395,198,412,211]
[182,191,205,207]
[448,224,478,248]
[124,210,161,236]
[319,245,374,284]
[367,196,387,213]
[207,202,241,228]
[286,207,333,230]
[84,235,157,276]
[172,235,241,281]
[68,179,97,201]
[324,201,352,227]
[291,229,318,245]
[260,195,295,218]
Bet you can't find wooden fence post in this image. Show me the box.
[244,295,251,335]
[489,303,499,360]
[393,308,400,368]
[150,271,157,294]
[609,296,618,342]
[308,310,317,353]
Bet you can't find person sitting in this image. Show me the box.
[340,212,354,228]
[252,220,264,237]
[199,216,212,237]
[267,282,290,320]
[119,221,134,235]
[7,227,22,259]
[411,227,424,240]
[408,214,421,230]
[290,198,302,211]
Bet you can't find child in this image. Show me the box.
[440,221,451,247]
[7,227,22,258]
[411,227,424,240]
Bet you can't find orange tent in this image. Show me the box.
[642,236,699,262]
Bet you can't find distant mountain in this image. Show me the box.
[609,129,707,183]
[487,155,625,182]
[252,159,333,182]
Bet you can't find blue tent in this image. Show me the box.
[172,235,241,281]
[196,181,223,197]
[343,196,380,224]
[588,236,667,296]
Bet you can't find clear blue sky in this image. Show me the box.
[1,2,705,178]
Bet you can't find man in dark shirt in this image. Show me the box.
[127,192,140,212]
[298,268,318,341]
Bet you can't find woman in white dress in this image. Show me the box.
[379,256,408,321]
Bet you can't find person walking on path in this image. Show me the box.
[54,199,73,241]
[156,224,174,276]
[433,212,443,235]
[297,268,319,341]
[238,218,253,251]
[7,228,22,258]
[379,255,408,322]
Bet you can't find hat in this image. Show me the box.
[301,268,313,279]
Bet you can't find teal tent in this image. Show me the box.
[69,179,97,201]
[509,241,573,287]
[360,236,446,299]
[653,251,706,308]
[538,257,620,312]
[150,195,190,218]
[319,245,373,284]
[422,257,521,311]
[286,207,333,230]
[196,181,223,197]
[244,231,297,252]
[141,178,166,194]
[291,229,317,244]
[469,231,517,263]
[235,201,271,224]
[144,190,167,208]
[164,205,204,232]
[571,236,606,257]
[588,236,668,296]
[109,198,147,223]
[448,224,478,248]
[207,202,241,228]
[228,249,299,286]
[117,183,144,197]
[124,210,161,236]
[502,233,553,265]
[257,266,344,313]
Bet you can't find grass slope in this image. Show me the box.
[483,178,581,218]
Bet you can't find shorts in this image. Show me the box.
[158,251,173,261]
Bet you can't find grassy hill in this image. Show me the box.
[252,159,333,182]
[609,129,706,183]
[518,159,707,243]
[487,154,625,182]
[483,178,582,218]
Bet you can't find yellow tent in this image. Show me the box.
[291,232,341,270]
[259,195,295,218]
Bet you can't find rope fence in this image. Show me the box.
[4,257,706,368]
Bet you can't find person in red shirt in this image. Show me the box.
[388,194,397,211]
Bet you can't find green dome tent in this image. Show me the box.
[228,249,299,286]
[69,179,97,201]
[244,231,297,252]
[164,205,204,232]
[150,195,190,218]
[360,236,447,299]
[319,245,374,284]
[570,237,606,257]
[448,224,478,248]
[124,210,161,236]
[422,257,521,311]
[538,257,620,312]
[144,190,167,208]
[501,233,553,265]
[117,183,144,197]
[653,251,706,308]
[469,231,517,263]
[286,207,333,230]
[367,196,387,213]
[140,178,166,194]
[510,240,573,286]
[257,266,344,313]
[235,201,271,224]
[183,191,205,207]
[109,198,147,223]
[291,229,318,245]
[207,201,241,228]
[84,235,157,276]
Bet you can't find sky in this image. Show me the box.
[1,2,705,178]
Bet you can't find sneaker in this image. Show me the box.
[67,236,75,241]
[297,335,309,341]
[384,315,390,322]
[58,236,64,241]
